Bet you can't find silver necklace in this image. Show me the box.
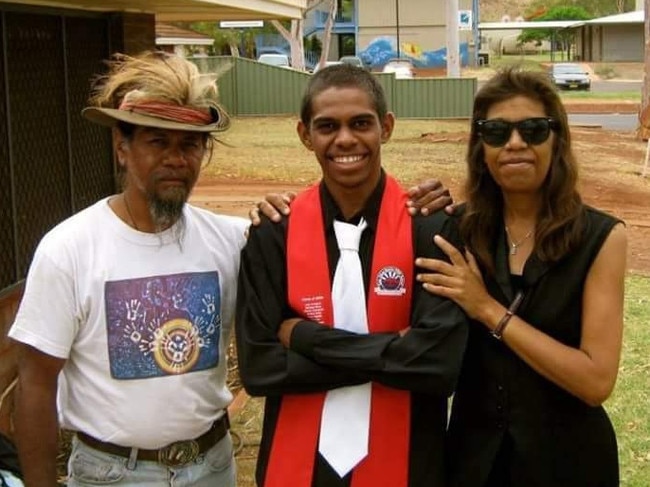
[505,226,533,255]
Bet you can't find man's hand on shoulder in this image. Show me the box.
[247,180,457,227]
[249,192,296,226]
[406,179,456,216]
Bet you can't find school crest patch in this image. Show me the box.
[374,266,407,296]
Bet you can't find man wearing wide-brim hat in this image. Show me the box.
[9,51,247,487]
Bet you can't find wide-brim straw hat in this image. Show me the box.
[82,103,230,133]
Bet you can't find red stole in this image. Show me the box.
[264,176,413,487]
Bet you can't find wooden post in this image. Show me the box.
[640,0,650,143]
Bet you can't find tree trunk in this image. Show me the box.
[270,0,324,71]
[290,21,306,71]
[318,0,338,70]
[271,19,306,70]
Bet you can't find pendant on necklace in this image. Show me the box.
[505,225,533,256]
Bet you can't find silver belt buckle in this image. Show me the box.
[158,439,200,467]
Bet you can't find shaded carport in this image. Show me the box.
[569,10,644,63]
[478,20,582,63]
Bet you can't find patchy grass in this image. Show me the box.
[487,53,551,71]
[209,117,317,184]
[561,91,641,102]
[610,274,650,486]
[207,117,469,188]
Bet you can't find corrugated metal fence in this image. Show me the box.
[191,56,476,119]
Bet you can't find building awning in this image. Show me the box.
[1,0,306,20]
[479,20,582,30]
[480,10,644,31]
[582,9,643,25]
[156,23,214,46]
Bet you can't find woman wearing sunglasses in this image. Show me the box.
[416,67,626,486]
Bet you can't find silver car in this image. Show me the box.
[549,63,591,91]
[382,58,415,79]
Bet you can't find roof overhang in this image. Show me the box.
[0,0,307,20]
[156,37,214,46]
[583,9,644,25]
[480,11,645,31]
[479,21,582,31]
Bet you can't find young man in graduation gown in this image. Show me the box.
[236,64,468,487]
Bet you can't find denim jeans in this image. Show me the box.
[67,433,236,487]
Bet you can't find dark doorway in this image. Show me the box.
[338,33,356,56]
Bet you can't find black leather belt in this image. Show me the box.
[76,412,230,467]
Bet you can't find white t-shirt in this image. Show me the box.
[9,198,248,449]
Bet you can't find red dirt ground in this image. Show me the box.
[191,173,649,276]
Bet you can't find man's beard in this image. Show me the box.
[148,186,188,242]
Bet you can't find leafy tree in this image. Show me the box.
[188,22,242,56]
[575,0,635,16]
[523,0,635,18]
[517,5,591,61]
[307,35,323,57]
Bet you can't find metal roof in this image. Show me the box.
[0,0,306,20]
[480,10,644,31]
[584,9,643,25]
[156,23,214,46]
[479,20,581,30]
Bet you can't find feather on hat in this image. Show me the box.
[82,51,230,133]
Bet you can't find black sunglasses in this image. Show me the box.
[475,117,559,147]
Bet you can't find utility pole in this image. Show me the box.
[472,0,480,67]
[643,0,650,132]
[395,0,401,58]
[640,0,650,176]
[446,0,460,77]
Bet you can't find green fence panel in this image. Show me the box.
[191,56,476,119]
[391,77,476,119]
[190,56,237,117]
[374,73,395,113]
[233,57,310,115]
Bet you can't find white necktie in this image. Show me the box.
[318,218,372,477]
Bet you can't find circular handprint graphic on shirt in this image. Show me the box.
[152,318,200,374]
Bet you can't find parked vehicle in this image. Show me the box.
[339,55,365,69]
[313,61,343,73]
[382,58,415,79]
[257,53,291,69]
[549,63,591,91]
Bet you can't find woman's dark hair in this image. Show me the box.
[462,66,584,275]
[300,64,387,125]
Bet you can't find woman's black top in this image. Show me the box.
[447,205,622,487]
